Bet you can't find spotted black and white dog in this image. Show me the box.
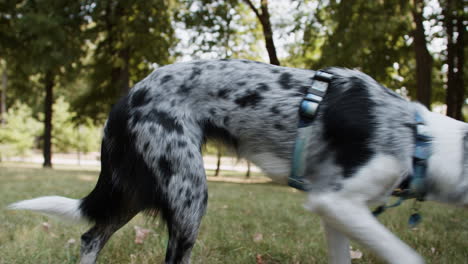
[8,59,468,264]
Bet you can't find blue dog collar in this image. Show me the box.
[289,70,332,191]
[374,111,432,223]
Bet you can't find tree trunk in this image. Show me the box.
[243,0,280,66]
[215,149,221,177]
[43,71,54,168]
[453,12,465,121]
[245,161,251,178]
[259,0,280,66]
[412,0,433,109]
[444,0,464,120]
[1,64,6,125]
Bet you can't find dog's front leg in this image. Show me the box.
[323,221,351,264]
[309,195,424,264]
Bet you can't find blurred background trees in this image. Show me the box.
[0,0,466,167]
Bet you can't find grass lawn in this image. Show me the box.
[1,165,467,264]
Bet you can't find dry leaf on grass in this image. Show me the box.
[350,248,363,259]
[42,222,50,232]
[134,226,151,244]
[67,238,76,245]
[41,222,58,237]
[256,254,263,264]
[253,233,263,243]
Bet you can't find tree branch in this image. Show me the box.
[242,0,262,21]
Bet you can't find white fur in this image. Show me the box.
[323,221,351,264]
[7,196,83,223]
[423,110,467,203]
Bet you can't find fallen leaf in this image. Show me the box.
[134,226,151,244]
[431,247,436,254]
[253,233,263,243]
[350,249,363,259]
[42,222,51,232]
[256,254,263,264]
[67,238,76,245]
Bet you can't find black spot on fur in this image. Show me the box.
[279,72,293,89]
[257,83,270,92]
[170,99,176,107]
[131,87,151,108]
[223,116,230,125]
[158,156,174,179]
[236,81,246,86]
[141,109,184,134]
[234,90,264,108]
[271,69,280,74]
[143,142,150,152]
[322,76,376,177]
[177,83,192,94]
[165,143,172,153]
[177,140,187,148]
[149,125,156,134]
[270,106,280,114]
[217,88,231,99]
[189,67,202,80]
[209,108,216,115]
[161,75,173,85]
[274,123,285,130]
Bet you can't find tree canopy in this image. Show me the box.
[0,0,466,165]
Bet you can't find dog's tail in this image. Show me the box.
[7,196,85,223]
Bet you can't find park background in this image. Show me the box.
[0,0,467,263]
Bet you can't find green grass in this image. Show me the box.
[1,165,468,264]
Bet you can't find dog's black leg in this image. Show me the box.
[79,212,138,264]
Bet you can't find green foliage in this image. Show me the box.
[0,102,42,157]
[177,0,266,60]
[289,1,415,92]
[74,0,177,122]
[44,97,101,153]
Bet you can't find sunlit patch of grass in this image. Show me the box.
[1,165,467,263]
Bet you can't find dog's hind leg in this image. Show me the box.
[79,209,139,264]
[162,149,208,264]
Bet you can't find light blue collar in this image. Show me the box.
[289,70,332,191]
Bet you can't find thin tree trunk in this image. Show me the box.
[43,71,54,168]
[453,4,465,121]
[1,64,6,125]
[444,0,464,120]
[215,149,221,177]
[412,0,433,109]
[243,0,280,66]
[245,161,251,178]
